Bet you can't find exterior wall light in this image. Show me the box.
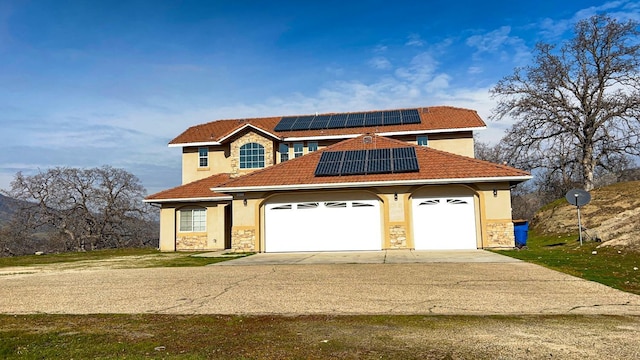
[394,193,398,201]
[243,199,248,206]
[493,189,498,197]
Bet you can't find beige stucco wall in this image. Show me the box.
[182,145,231,184]
[158,202,230,252]
[389,132,475,158]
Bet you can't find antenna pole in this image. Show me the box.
[574,194,583,246]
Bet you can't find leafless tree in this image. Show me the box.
[2,166,158,255]
[491,14,640,191]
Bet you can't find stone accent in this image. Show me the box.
[229,132,274,178]
[176,234,208,251]
[389,225,407,249]
[231,228,256,252]
[485,221,515,247]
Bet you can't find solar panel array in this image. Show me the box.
[275,109,421,132]
[315,147,419,176]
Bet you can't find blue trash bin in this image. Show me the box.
[513,220,529,247]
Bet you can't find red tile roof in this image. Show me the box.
[213,135,530,191]
[169,106,486,146]
[145,173,232,202]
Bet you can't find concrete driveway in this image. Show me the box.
[1,250,640,315]
[209,249,521,265]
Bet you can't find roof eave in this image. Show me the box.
[143,196,233,203]
[212,175,532,193]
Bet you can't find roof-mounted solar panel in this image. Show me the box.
[392,147,419,172]
[275,108,422,131]
[314,147,418,176]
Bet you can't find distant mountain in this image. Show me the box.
[0,193,19,224]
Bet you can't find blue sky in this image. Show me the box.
[1,1,639,194]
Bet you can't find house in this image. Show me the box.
[145,106,531,252]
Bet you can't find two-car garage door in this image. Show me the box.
[265,199,381,252]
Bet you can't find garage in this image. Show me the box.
[265,199,382,252]
[412,195,477,250]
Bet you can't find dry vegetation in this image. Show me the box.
[532,181,640,251]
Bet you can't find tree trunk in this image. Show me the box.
[582,146,595,191]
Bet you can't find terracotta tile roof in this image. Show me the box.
[213,135,531,191]
[169,106,486,146]
[145,173,232,202]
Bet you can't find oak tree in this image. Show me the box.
[491,14,640,191]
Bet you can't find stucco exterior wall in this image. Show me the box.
[476,182,515,247]
[390,132,475,158]
[158,202,229,252]
[182,145,231,184]
[159,206,176,251]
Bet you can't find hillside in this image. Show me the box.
[532,181,640,251]
[0,193,18,224]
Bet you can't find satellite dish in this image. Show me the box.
[565,189,591,207]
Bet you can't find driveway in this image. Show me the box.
[1,250,639,315]
[209,249,521,265]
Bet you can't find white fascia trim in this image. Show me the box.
[212,175,532,193]
[282,126,486,142]
[168,141,221,148]
[143,196,233,203]
[218,124,280,143]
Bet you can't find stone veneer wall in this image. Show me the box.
[231,228,256,252]
[176,234,208,251]
[485,220,515,247]
[389,225,407,249]
[229,132,274,178]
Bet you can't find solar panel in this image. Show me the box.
[327,114,348,128]
[364,111,383,127]
[314,147,418,177]
[274,117,297,131]
[345,113,365,127]
[309,115,331,130]
[274,108,422,131]
[392,147,419,172]
[400,109,421,124]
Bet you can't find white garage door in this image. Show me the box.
[265,199,381,252]
[412,195,477,250]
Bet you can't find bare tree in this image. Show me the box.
[491,14,640,191]
[2,166,158,255]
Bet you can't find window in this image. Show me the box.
[279,143,289,162]
[240,143,265,169]
[308,141,318,152]
[294,142,304,158]
[198,147,208,167]
[417,135,428,146]
[179,208,206,232]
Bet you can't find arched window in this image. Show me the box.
[240,143,265,169]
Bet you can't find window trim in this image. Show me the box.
[198,147,209,167]
[293,142,304,158]
[239,142,265,169]
[179,207,207,232]
[279,143,289,162]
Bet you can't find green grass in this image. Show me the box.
[0,314,638,359]
[0,248,251,268]
[494,231,640,295]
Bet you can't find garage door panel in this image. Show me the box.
[265,199,381,252]
[412,195,477,250]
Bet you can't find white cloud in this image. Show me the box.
[466,26,530,65]
[405,33,424,47]
[368,56,392,70]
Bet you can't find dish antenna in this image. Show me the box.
[565,189,592,245]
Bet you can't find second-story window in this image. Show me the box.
[294,142,304,158]
[279,143,289,162]
[198,147,209,167]
[417,135,428,146]
[308,141,318,152]
[240,142,265,169]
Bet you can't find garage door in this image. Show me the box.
[412,195,477,250]
[265,199,381,252]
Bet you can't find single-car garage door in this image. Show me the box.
[265,199,381,252]
[412,195,477,250]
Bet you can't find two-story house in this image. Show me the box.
[145,106,531,252]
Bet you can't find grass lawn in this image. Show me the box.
[0,248,251,268]
[1,314,639,359]
[493,231,640,295]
